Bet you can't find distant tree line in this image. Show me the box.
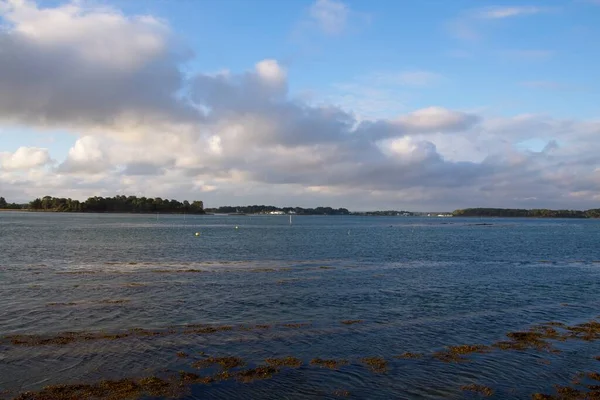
[453,208,600,218]
[0,195,205,214]
[352,210,414,216]
[0,197,23,209]
[204,205,350,215]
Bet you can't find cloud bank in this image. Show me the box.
[1,0,599,211]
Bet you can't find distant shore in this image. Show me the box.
[2,197,600,218]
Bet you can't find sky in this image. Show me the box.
[0,0,599,211]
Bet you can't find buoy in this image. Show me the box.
[235,226,239,229]
[195,232,200,236]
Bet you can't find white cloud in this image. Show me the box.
[309,0,348,35]
[477,6,553,19]
[0,0,196,131]
[1,0,168,70]
[394,107,478,133]
[448,5,555,42]
[58,136,108,174]
[255,59,287,86]
[0,146,51,170]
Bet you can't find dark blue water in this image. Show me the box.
[1,213,600,399]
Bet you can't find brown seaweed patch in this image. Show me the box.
[57,271,97,275]
[433,345,489,363]
[570,372,586,386]
[531,394,553,400]
[332,389,351,397]
[176,352,189,358]
[151,269,206,273]
[361,357,388,373]
[249,268,277,273]
[12,376,178,400]
[461,384,494,397]
[589,372,600,381]
[123,283,146,287]
[7,334,80,346]
[394,352,423,359]
[240,324,271,331]
[531,383,600,399]
[4,323,239,347]
[544,321,566,327]
[46,302,77,307]
[178,372,214,385]
[265,357,302,368]
[276,278,300,285]
[493,329,555,351]
[192,356,246,370]
[555,386,586,398]
[319,266,335,270]
[341,320,363,325]
[282,323,311,329]
[566,320,600,341]
[310,358,348,369]
[235,366,278,383]
[183,325,233,335]
[99,299,130,304]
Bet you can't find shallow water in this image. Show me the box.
[1,213,600,399]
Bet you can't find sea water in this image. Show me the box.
[1,212,600,399]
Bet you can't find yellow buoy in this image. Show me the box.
[195,232,200,236]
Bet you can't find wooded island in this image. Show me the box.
[1,196,599,217]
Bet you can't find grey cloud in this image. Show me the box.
[0,3,199,130]
[122,162,167,176]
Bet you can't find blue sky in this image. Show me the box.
[1,0,599,210]
[104,0,600,118]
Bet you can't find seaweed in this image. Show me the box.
[360,357,388,373]
[433,345,489,363]
[99,299,130,304]
[235,366,278,383]
[332,389,351,397]
[461,383,494,397]
[310,358,348,369]
[493,330,554,351]
[282,323,311,329]
[192,356,246,370]
[566,320,600,341]
[394,352,423,359]
[12,376,177,400]
[589,372,600,381]
[265,357,302,368]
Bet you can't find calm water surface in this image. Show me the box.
[1,213,600,399]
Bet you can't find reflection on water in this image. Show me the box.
[1,213,600,399]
